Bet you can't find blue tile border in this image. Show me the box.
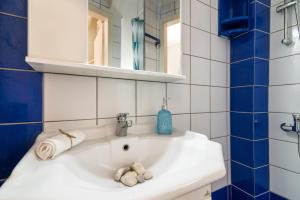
[0,123,43,179]
[212,186,229,200]
[0,0,28,18]
[0,14,32,70]
[0,70,43,123]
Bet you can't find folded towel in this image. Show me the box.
[35,129,86,160]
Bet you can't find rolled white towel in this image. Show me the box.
[35,129,86,160]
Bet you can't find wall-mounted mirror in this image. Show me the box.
[27,0,184,81]
[88,0,181,74]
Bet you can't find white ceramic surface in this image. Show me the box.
[0,129,225,200]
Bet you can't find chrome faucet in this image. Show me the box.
[281,114,300,134]
[116,113,132,137]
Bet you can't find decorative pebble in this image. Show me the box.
[114,167,130,182]
[120,171,138,187]
[137,174,145,183]
[131,162,146,175]
[143,170,153,180]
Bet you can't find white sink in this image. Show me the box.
[0,127,226,200]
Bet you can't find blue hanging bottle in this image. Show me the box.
[157,98,172,135]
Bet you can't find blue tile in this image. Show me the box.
[255,31,269,59]
[255,192,269,200]
[0,180,4,187]
[0,14,32,70]
[254,86,268,112]
[232,161,255,195]
[231,87,253,112]
[231,112,253,139]
[256,0,270,6]
[254,113,268,139]
[0,0,27,17]
[0,70,42,123]
[255,166,269,195]
[251,2,270,32]
[231,31,255,62]
[270,192,288,200]
[231,185,254,200]
[231,137,254,167]
[212,186,229,200]
[231,59,254,87]
[254,59,269,86]
[0,123,42,179]
[254,139,269,167]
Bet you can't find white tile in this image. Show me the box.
[269,113,298,143]
[191,113,210,138]
[211,87,227,112]
[191,56,210,85]
[227,160,231,184]
[270,166,300,200]
[176,54,191,84]
[227,135,231,160]
[198,0,210,6]
[226,64,230,87]
[145,42,157,60]
[136,116,156,126]
[270,26,300,59]
[211,112,228,138]
[98,78,135,118]
[191,28,210,59]
[44,74,96,121]
[43,120,97,133]
[211,8,218,35]
[212,136,228,160]
[271,0,283,6]
[269,85,300,113]
[191,85,210,113]
[112,42,121,59]
[167,83,190,114]
[173,114,191,132]
[145,58,157,72]
[181,24,191,55]
[212,161,229,192]
[211,61,227,87]
[137,81,166,116]
[181,0,190,25]
[270,54,300,85]
[191,0,210,32]
[211,0,218,9]
[211,34,227,62]
[270,139,300,174]
[226,88,230,111]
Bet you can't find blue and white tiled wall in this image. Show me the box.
[0,0,43,187]
[0,0,231,194]
[269,0,300,199]
[230,0,270,200]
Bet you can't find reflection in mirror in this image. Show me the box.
[88,0,181,74]
[145,0,180,74]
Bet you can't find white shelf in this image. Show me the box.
[26,57,186,82]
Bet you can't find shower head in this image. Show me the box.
[282,38,295,46]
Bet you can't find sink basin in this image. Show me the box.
[0,127,226,200]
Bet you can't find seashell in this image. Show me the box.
[120,171,138,187]
[131,162,146,175]
[114,167,130,182]
[143,170,153,180]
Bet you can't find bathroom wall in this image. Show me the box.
[230,1,270,199]
[0,0,43,186]
[269,0,300,199]
[42,0,231,194]
[0,0,230,195]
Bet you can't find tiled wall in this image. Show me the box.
[269,0,300,199]
[0,1,43,186]
[0,0,230,195]
[230,0,270,199]
[43,0,231,194]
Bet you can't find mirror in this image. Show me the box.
[88,0,181,74]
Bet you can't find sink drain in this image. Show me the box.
[123,144,129,151]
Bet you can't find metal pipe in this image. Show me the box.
[276,0,297,12]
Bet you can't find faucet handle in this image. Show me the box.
[117,113,129,121]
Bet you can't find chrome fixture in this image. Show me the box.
[276,0,300,46]
[281,114,300,156]
[116,113,132,137]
